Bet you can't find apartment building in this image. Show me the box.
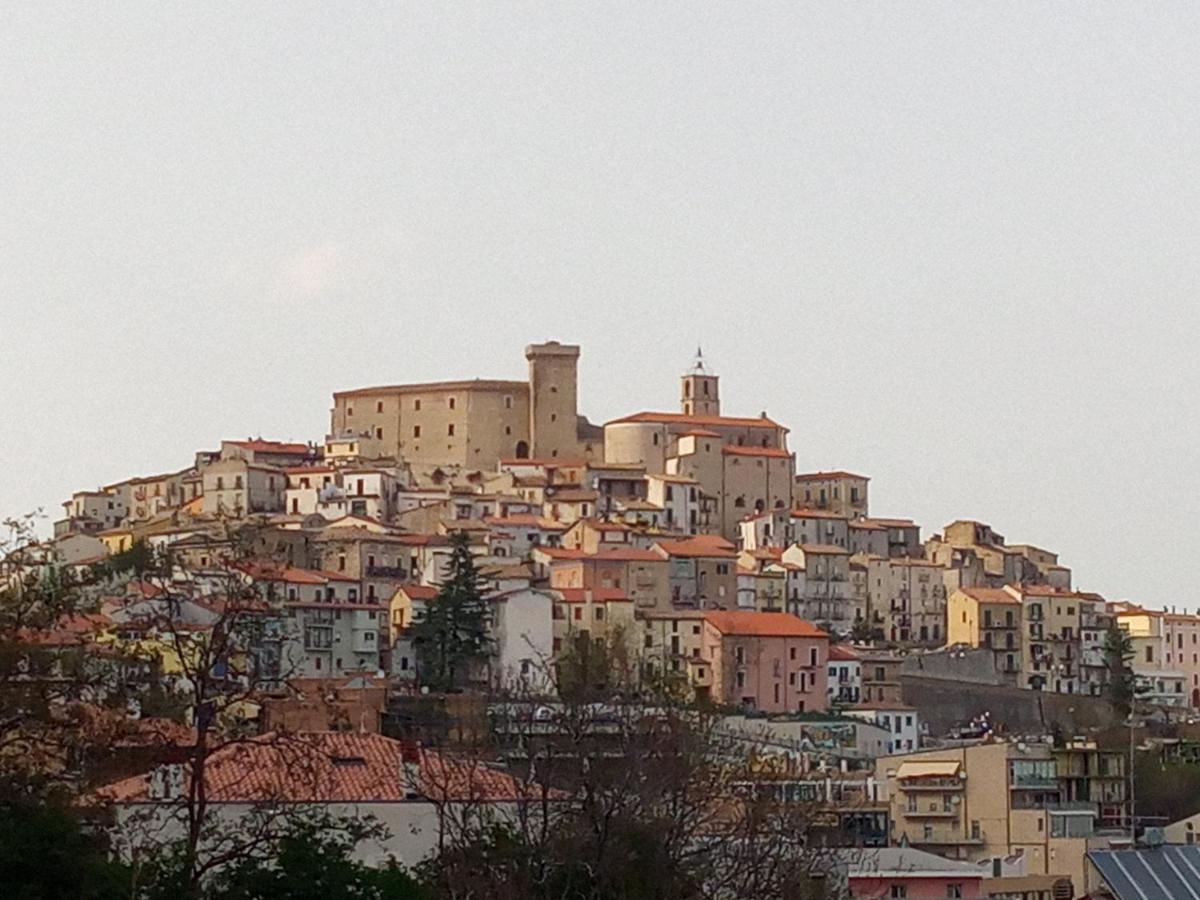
[654,535,739,609]
[701,610,829,713]
[781,543,852,629]
[947,587,1023,682]
[827,644,862,706]
[876,741,1125,891]
[1115,605,1193,707]
[541,547,669,611]
[793,471,869,518]
[201,459,285,517]
[869,557,949,645]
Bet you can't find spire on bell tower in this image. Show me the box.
[681,346,720,416]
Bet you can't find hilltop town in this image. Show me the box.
[10,339,1200,897]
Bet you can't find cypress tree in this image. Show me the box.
[412,531,491,691]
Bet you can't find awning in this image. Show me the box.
[896,761,961,779]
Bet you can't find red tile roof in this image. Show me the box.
[958,586,1021,605]
[857,517,916,528]
[93,732,547,804]
[796,544,850,555]
[498,457,588,467]
[722,446,792,459]
[245,563,360,585]
[228,440,313,455]
[554,588,631,604]
[484,514,567,530]
[828,644,861,661]
[608,411,784,429]
[795,471,870,482]
[539,547,664,563]
[679,428,721,438]
[398,584,438,601]
[654,535,738,559]
[792,508,852,520]
[704,611,827,639]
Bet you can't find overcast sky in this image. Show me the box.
[3,4,1197,607]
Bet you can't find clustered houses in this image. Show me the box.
[44,339,1200,717]
[30,337,1195,896]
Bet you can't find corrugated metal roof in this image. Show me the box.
[1088,845,1200,900]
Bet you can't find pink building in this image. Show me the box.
[701,610,829,713]
[843,848,983,898]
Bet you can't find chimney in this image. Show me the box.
[400,741,422,799]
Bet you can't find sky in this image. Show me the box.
[2,4,1198,607]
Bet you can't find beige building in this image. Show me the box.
[781,544,853,630]
[793,471,869,518]
[329,341,591,470]
[1115,604,1197,707]
[868,557,949,645]
[947,587,1023,680]
[201,459,285,517]
[877,742,1124,891]
[603,361,792,539]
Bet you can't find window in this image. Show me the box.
[644,634,653,649]
[448,424,455,436]
[375,427,383,439]
[790,647,797,661]
[505,395,513,409]
[595,607,604,621]
[573,608,582,620]
[414,399,421,410]
[448,397,455,410]
[946,886,963,899]
[413,425,421,438]
[735,647,745,665]
[376,401,384,413]
[891,886,907,899]
[1146,646,1154,663]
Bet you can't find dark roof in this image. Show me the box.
[1088,846,1200,900]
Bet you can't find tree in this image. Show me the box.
[0,798,131,899]
[411,531,491,692]
[205,815,431,900]
[424,660,848,900]
[1103,623,1136,719]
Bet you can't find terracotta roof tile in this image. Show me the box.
[93,732,547,804]
[608,411,784,429]
[654,535,738,559]
[704,611,827,638]
[722,446,792,459]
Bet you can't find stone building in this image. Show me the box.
[329,341,594,469]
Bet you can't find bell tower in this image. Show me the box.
[681,347,720,417]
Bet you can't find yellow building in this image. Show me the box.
[1115,604,1195,707]
[877,741,1123,893]
[947,587,1023,680]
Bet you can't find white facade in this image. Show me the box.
[490,588,555,693]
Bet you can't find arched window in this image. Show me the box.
[755,499,765,513]
[653,433,659,446]
[685,382,691,397]
[515,440,530,459]
[734,496,746,508]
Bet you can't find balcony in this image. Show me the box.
[900,778,963,792]
[366,565,407,579]
[904,806,959,818]
[1011,773,1058,790]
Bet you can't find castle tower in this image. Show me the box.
[526,341,581,459]
[681,347,720,416]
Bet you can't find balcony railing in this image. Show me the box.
[904,806,959,818]
[900,778,963,791]
[366,565,407,579]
